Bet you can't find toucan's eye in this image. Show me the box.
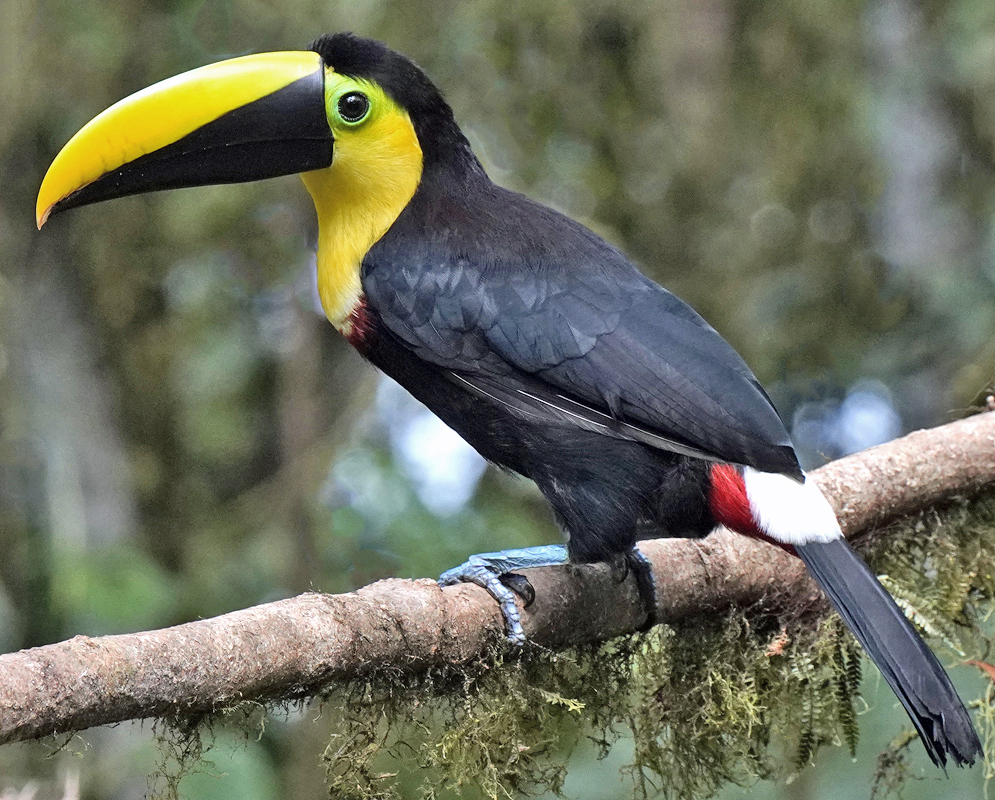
[337,92,370,123]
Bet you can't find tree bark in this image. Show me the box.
[1,412,993,745]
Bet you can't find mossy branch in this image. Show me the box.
[1,411,994,747]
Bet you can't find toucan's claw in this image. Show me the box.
[439,556,527,645]
[624,548,659,632]
[438,544,570,645]
[499,573,536,607]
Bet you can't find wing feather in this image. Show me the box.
[364,186,801,477]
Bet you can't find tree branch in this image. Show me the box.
[1,412,994,745]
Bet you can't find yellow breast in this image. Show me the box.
[300,74,423,332]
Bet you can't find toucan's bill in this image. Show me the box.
[36,51,333,228]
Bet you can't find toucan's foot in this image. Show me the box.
[624,547,659,631]
[438,544,569,646]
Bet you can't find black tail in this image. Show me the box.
[795,537,981,767]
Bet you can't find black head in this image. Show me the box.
[310,33,483,178]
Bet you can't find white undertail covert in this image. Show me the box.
[743,468,842,545]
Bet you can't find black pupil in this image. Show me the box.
[338,92,369,122]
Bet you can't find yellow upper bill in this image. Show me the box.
[36,51,323,227]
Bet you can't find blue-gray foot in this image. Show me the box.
[439,545,659,642]
[438,545,569,645]
[623,548,659,631]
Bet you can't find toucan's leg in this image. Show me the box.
[438,544,569,645]
[439,544,658,643]
[624,548,658,631]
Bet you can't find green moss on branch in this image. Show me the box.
[314,494,995,800]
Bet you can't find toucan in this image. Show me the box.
[36,32,982,767]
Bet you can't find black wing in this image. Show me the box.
[364,184,801,477]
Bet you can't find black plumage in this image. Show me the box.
[327,62,800,560]
[366,180,800,471]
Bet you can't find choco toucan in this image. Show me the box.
[37,32,981,767]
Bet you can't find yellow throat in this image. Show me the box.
[300,72,423,331]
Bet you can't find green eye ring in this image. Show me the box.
[337,91,371,124]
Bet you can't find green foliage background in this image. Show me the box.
[1,0,994,797]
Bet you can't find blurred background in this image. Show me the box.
[1,0,994,797]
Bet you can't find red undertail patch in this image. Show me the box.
[708,464,795,555]
[709,464,756,536]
